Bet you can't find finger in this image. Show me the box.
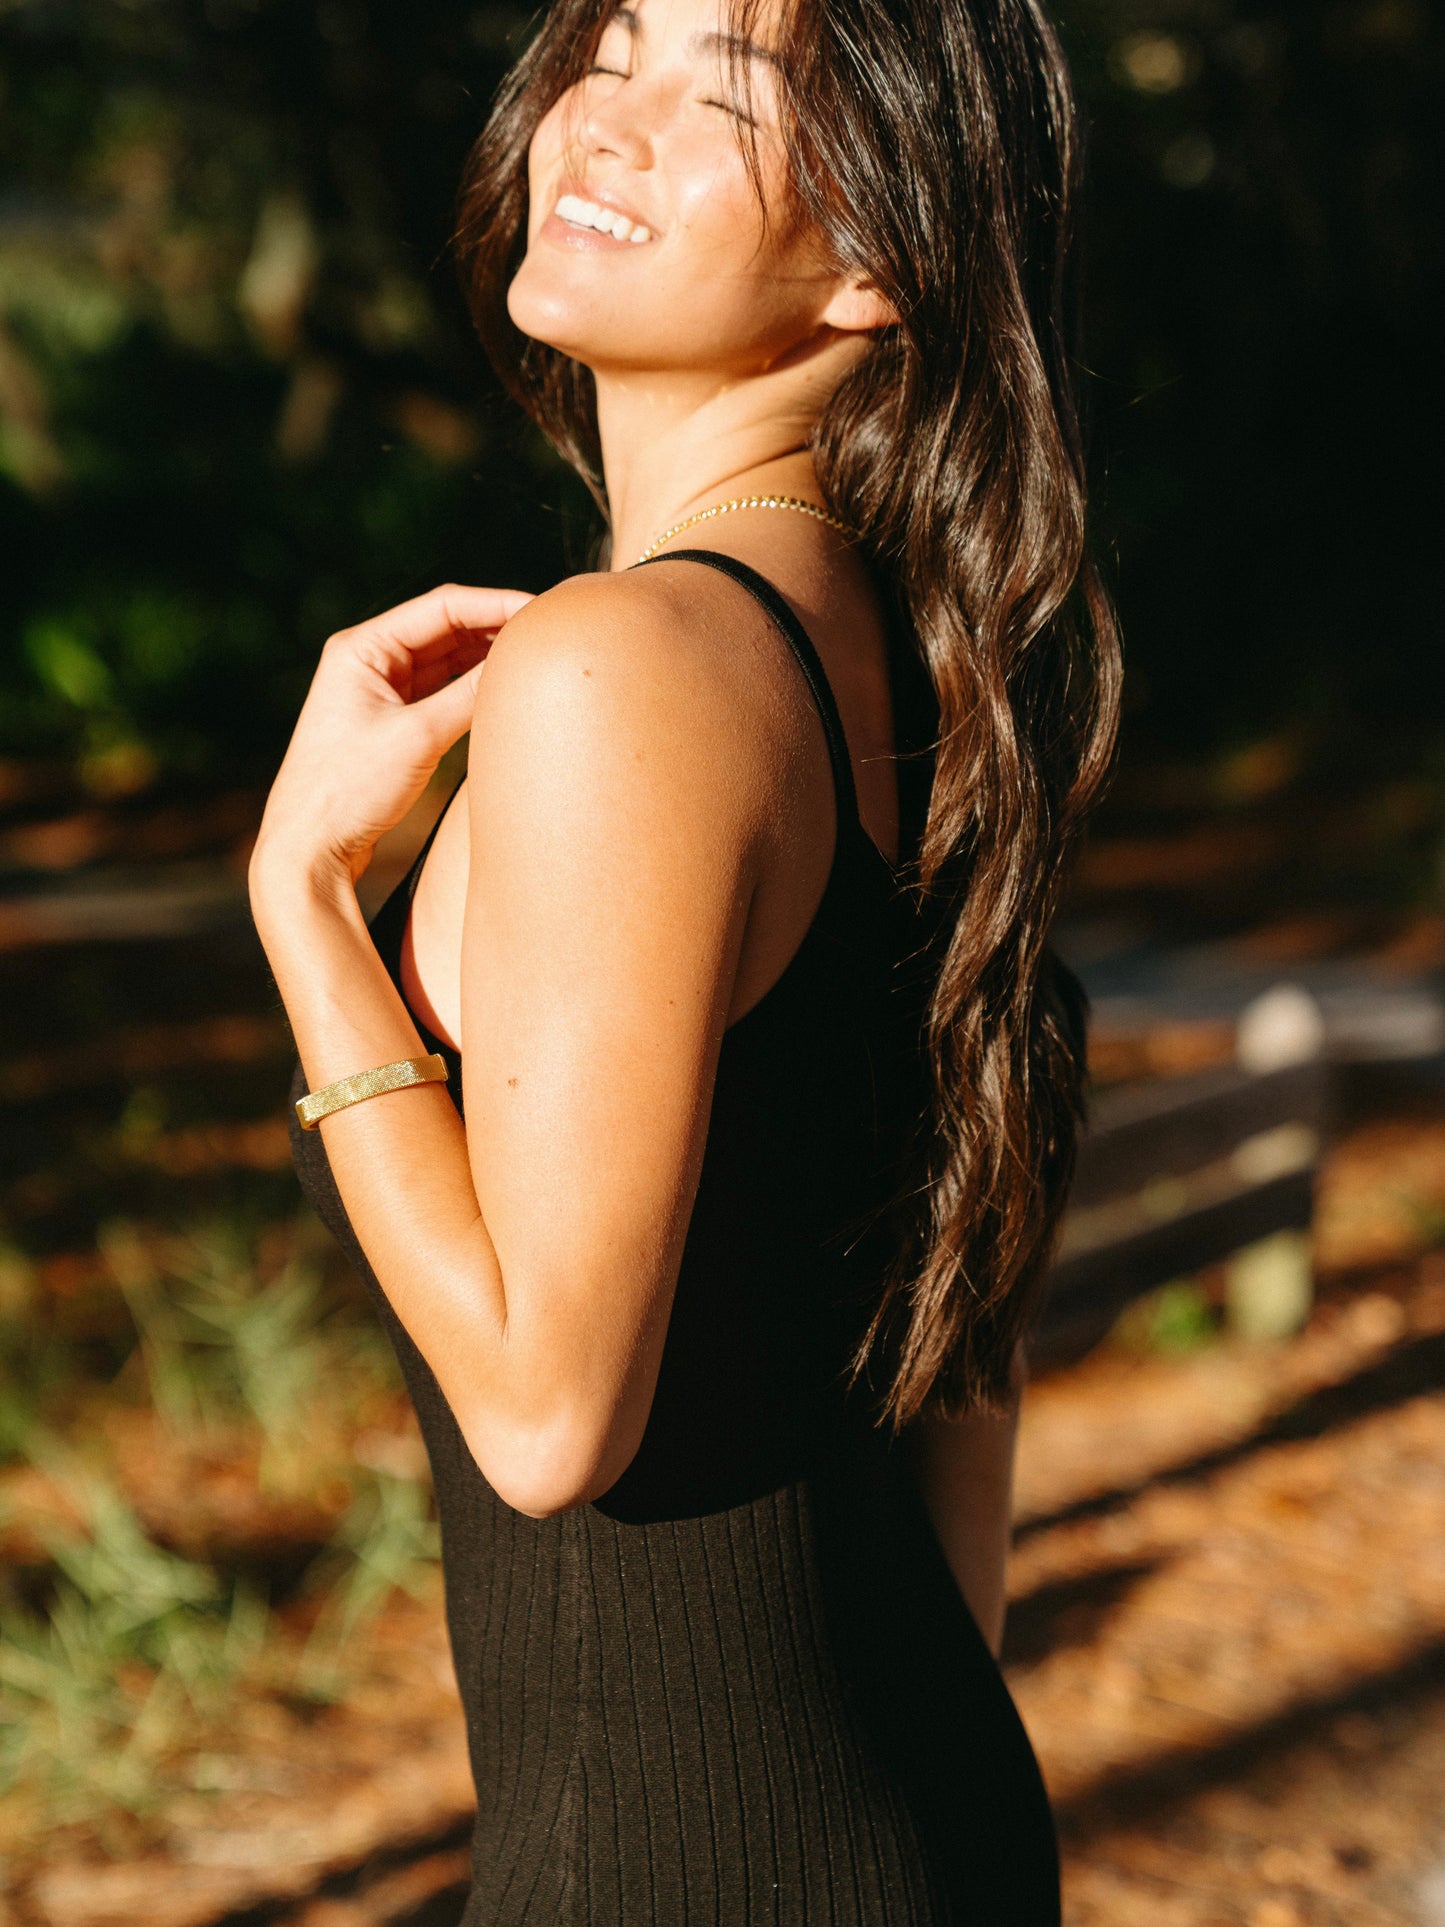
[349,585,534,663]
[411,656,489,752]
[408,635,493,701]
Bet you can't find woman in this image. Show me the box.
[252,0,1121,1913]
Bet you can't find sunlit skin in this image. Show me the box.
[250,0,1021,1654]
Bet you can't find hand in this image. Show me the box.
[250,583,533,902]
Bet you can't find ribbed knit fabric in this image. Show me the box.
[290,552,1061,1923]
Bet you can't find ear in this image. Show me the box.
[819,276,900,334]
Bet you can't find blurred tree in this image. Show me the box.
[0,0,1439,791]
[0,0,592,790]
[1064,0,1443,769]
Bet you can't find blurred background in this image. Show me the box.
[1,2,1442,1923]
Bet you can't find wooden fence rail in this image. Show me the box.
[1038,1034,1445,1364]
[3,863,1443,1370]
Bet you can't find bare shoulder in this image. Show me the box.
[471,564,794,796]
[481,563,774,695]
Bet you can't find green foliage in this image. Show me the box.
[102,1216,393,1481]
[0,0,1440,786]
[0,1217,438,1829]
[0,1454,266,1822]
[1113,1276,1220,1354]
[1059,0,1443,760]
[0,0,591,784]
[297,1471,443,1700]
[0,1448,438,1824]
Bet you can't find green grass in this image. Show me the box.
[0,1451,264,1825]
[296,1470,442,1699]
[103,1214,394,1486]
[1112,1276,1221,1355]
[0,1213,438,1835]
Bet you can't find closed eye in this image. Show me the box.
[584,58,757,125]
[700,96,757,125]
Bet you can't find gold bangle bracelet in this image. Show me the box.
[295,1053,449,1131]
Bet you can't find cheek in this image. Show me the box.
[526,96,573,220]
[683,164,822,339]
[675,118,762,221]
[668,140,777,283]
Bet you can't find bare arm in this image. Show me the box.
[250,575,767,1517]
[910,1343,1027,1658]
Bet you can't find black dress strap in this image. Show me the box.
[378,546,878,990]
[634,547,862,831]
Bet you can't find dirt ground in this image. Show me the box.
[4,770,1445,1923]
[1019,1259,1445,1927]
[8,1237,1443,1925]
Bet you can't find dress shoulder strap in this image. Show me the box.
[633,547,861,831]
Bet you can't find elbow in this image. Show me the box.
[458,1406,634,1520]
[486,1466,595,1522]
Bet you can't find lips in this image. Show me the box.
[552,191,653,245]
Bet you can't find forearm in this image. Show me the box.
[253,864,511,1440]
[911,1362,1025,1659]
[260,867,435,1088]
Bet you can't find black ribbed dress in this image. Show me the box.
[290,551,1061,1923]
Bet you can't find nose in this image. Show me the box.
[572,72,662,172]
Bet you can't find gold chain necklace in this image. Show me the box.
[633,494,856,566]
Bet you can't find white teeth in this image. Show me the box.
[554,192,652,243]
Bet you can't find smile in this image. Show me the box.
[554,192,653,244]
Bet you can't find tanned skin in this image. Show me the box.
[251,0,1021,1653]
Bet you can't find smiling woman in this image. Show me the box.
[552,190,655,241]
[250,0,1120,1917]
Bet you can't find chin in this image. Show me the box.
[505,252,771,379]
[507,278,665,372]
[507,259,600,359]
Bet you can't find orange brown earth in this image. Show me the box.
[1019,1262,1445,1926]
[4,766,1445,1924]
[0,1124,1441,1924]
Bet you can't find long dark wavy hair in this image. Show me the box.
[454,0,1123,1425]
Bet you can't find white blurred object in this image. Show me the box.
[1235,984,1327,1074]
[1316,985,1445,1060]
[1415,1859,1445,1927]
[1230,1123,1320,1186]
[1225,1230,1314,1342]
[239,193,318,357]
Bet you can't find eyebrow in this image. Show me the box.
[697,28,779,66]
[610,7,778,65]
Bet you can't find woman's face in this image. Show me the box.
[507,0,847,377]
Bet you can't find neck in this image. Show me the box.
[592,331,867,568]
